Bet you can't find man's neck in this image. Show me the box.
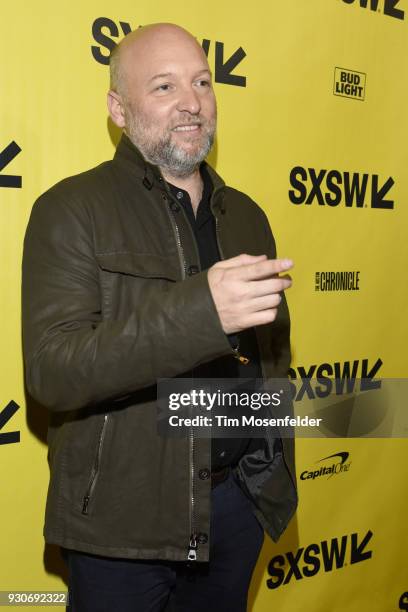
[161,167,203,216]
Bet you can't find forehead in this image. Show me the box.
[122,32,210,86]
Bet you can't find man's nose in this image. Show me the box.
[176,85,201,115]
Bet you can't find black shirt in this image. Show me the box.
[167,165,263,470]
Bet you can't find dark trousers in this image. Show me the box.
[63,470,264,612]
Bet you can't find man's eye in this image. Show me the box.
[196,80,210,87]
[156,84,170,92]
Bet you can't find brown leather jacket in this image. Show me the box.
[21,133,298,562]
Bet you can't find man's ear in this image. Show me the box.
[107,90,126,128]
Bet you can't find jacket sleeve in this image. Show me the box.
[21,190,233,412]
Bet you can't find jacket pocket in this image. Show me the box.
[94,251,182,320]
[95,251,180,281]
[81,414,110,515]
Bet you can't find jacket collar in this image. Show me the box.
[113,132,226,213]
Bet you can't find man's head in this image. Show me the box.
[107,23,217,179]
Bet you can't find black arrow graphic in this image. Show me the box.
[0,141,22,188]
[202,39,211,58]
[371,175,394,209]
[361,358,382,391]
[215,42,246,87]
[350,530,373,564]
[0,400,20,445]
[119,21,132,36]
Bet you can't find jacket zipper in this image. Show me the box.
[168,206,187,279]
[82,414,109,515]
[169,207,198,560]
[173,214,197,562]
[161,186,198,562]
[187,428,197,561]
[214,214,225,260]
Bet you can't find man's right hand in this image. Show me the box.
[207,254,293,334]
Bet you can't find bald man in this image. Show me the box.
[22,23,298,612]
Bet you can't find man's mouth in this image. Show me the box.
[172,124,201,132]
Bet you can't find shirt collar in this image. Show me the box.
[113,132,226,214]
[167,165,213,227]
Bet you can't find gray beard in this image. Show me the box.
[125,113,215,178]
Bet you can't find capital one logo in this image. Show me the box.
[342,0,405,20]
[300,451,352,481]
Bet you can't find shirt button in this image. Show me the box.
[176,191,184,200]
[197,532,208,544]
[187,265,199,276]
[170,201,180,212]
[198,468,210,480]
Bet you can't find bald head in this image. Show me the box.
[110,23,209,98]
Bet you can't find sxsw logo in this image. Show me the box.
[288,358,383,400]
[300,451,352,481]
[91,18,246,87]
[342,0,405,20]
[267,530,373,588]
[289,167,395,209]
[334,67,366,101]
[0,401,20,445]
[315,271,360,291]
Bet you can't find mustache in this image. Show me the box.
[170,110,216,125]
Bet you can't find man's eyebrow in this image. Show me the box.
[148,72,173,84]
[194,68,212,77]
[148,68,212,84]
